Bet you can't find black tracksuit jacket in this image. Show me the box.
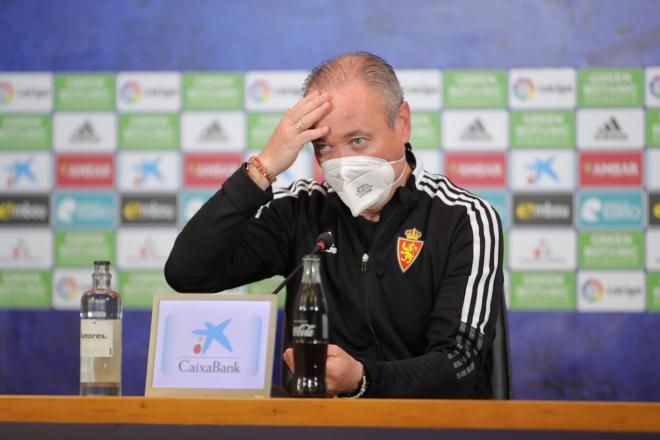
[165,151,504,398]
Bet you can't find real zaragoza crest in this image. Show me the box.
[397,227,424,273]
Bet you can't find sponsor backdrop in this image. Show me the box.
[1,0,660,401]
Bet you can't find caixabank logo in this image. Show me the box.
[0,153,51,192]
[509,150,575,191]
[0,73,52,112]
[56,154,114,188]
[121,195,177,225]
[184,154,243,187]
[579,152,642,187]
[53,192,116,229]
[444,152,506,187]
[0,196,49,225]
[577,271,645,312]
[578,191,644,229]
[245,71,308,112]
[118,152,180,192]
[116,72,180,112]
[512,194,573,226]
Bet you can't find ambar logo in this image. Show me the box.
[580,152,642,186]
[513,194,573,225]
[184,154,243,187]
[56,155,114,188]
[0,196,49,225]
[445,153,506,187]
[121,195,177,225]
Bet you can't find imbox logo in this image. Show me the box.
[184,154,243,187]
[56,155,114,188]
[445,153,506,187]
[0,196,49,225]
[579,152,642,187]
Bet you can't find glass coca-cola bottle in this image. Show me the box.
[291,254,328,396]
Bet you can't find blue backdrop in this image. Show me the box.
[1,0,659,400]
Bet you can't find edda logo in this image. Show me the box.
[192,319,233,354]
[581,279,605,304]
[0,81,15,105]
[248,80,271,103]
[513,78,535,101]
[120,81,142,104]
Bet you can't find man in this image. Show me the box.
[165,52,504,398]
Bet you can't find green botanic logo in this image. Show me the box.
[444,70,507,108]
[0,271,51,308]
[578,68,643,107]
[55,74,115,110]
[248,113,283,149]
[183,72,244,110]
[410,112,441,148]
[578,231,644,269]
[647,109,660,147]
[118,271,175,309]
[55,231,115,267]
[0,115,51,150]
[648,272,660,311]
[119,114,179,149]
[510,272,575,310]
[510,111,575,148]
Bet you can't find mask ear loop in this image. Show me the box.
[389,151,409,186]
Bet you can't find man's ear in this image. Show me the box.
[396,101,411,143]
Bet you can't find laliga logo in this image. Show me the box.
[513,78,535,101]
[55,276,79,302]
[120,80,142,104]
[192,319,233,354]
[248,79,272,103]
[582,279,605,304]
[0,81,15,105]
[650,75,660,98]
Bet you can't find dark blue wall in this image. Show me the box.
[1,0,660,400]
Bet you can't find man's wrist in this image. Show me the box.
[337,366,369,399]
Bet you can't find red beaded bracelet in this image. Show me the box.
[248,155,276,184]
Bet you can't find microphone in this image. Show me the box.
[271,232,334,295]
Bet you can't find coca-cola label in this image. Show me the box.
[292,323,316,338]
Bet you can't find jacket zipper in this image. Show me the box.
[360,252,382,358]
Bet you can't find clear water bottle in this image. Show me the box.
[291,254,329,396]
[80,260,122,396]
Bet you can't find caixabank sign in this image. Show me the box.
[0,66,658,314]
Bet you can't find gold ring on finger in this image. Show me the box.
[295,120,304,132]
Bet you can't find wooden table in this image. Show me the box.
[1,396,659,439]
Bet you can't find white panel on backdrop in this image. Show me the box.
[244,71,308,112]
[577,271,645,312]
[442,110,508,151]
[116,72,181,112]
[647,230,660,270]
[509,228,576,270]
[0,228,52,269]
[509,68,576,109]
[54,113,116,152]
[646,66,660,108]
[116,228,178,270]
[509,150,575,191]
[396,70,442,110]
[181,112,245,153]
[647,150,660,190]
[577,109,644,150]
[0,152,52,192]
[414,150,444,175]
[118,151,180,192]
[0,73,52,113]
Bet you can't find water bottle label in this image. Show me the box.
[80,319,115,357]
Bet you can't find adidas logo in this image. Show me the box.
[70,121,100,143]
[198,120,228,142]
[594,117,627,141]
[459,118,491,141]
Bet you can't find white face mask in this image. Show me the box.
[321,153,406,217]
